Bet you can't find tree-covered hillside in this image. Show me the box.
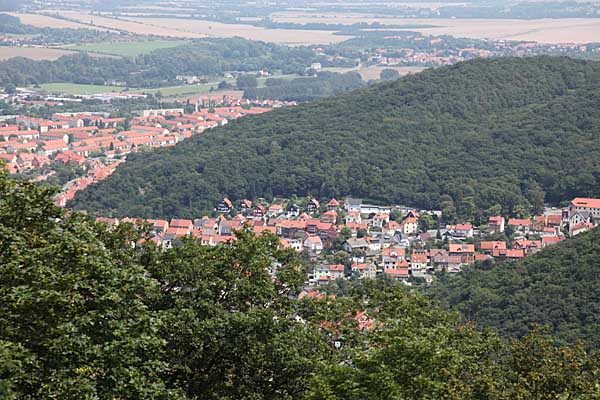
[431,227,600,350]
[71,56,600,219]
[2,170,600,399]
[0,37,342,87]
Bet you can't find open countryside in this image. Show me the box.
[271,13,600,43]
[0,46,77,61]
[49,11,349,44]
[66,40,190,57]
[0,46,118,61]
[7,12,114,31]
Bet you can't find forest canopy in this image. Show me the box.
[430,226,600,350]
[2,169,600,399]
[71,56,600,220]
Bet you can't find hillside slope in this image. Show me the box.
[71,56,600,218]
[431,228,600,350]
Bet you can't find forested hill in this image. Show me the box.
[71,56,600,219]
[431,227,600,350]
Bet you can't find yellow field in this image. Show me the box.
[0,47,77,61]
[58,11,206,38]
[8,12,113,31]
[53,11,345,44]
[0,47,118,61]
[271,13,600,43]
[122,17,347,45]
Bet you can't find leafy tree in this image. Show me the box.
[236,74,258,89]
[2,83,16,94]
[0,170,177,399]
[380,68,400,81]
[419,213,436,231]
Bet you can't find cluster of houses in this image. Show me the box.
[93,195,600,287]
[0,96,291,204]
[352,36,598,68]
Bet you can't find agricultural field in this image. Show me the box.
[37,83,126,95]
[7,12,114,31]
[271,13,600,43]
[54,11,205,38]
[0,47,77,61]
[122,17,346,45]
[51,12,346,45]
[141,82,231,97]
[66,40,190,57]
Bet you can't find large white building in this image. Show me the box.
[570,198,600,217]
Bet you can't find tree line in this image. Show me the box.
[0,36,352,87]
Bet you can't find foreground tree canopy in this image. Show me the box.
[71,56,600,220]
[3,171,600,398]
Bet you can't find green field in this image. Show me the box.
[35,74,305,97]
[66,40,190,57]
[38,83,126,95]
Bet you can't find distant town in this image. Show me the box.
[92,195,599,292]
[0,92,295,206]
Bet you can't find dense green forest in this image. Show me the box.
[0,37,350,87]
[244,71,364,102]
[72,56,600,220]
[2,170,600,398]
[430,227,600,350]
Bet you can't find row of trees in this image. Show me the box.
[0,37,336,87]
[2,170,600,398]
[244,72,365,102]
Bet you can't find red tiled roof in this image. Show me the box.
[571,198,600,209]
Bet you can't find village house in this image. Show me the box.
[345,210,362,224]
[508,218,532,234]
[410,249,429,272]
[448,243,475,264]
[343,238,371,254]
[306,198,320,214]
[383,220,401,236]
[352,262,377,279]
[217,197,233,213]
[320,210,337,224]
[326,198,339,211]
[41,140,69,156]
[487,216,505,233]
[400,216,418,235]
[252,204,266,219]
[384,260,410,280]
[381,247,406,270]
[512,239,542,256]
[448,223,473,238]
[569,198,600,218]
[169,218,193,233]
[480,241,507,256]
[267,204,284,217]
[239,199,252,214]
[286,203,300,218]
[329,264,345,280]
[304,235,324,255]
[372,212,390,229]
